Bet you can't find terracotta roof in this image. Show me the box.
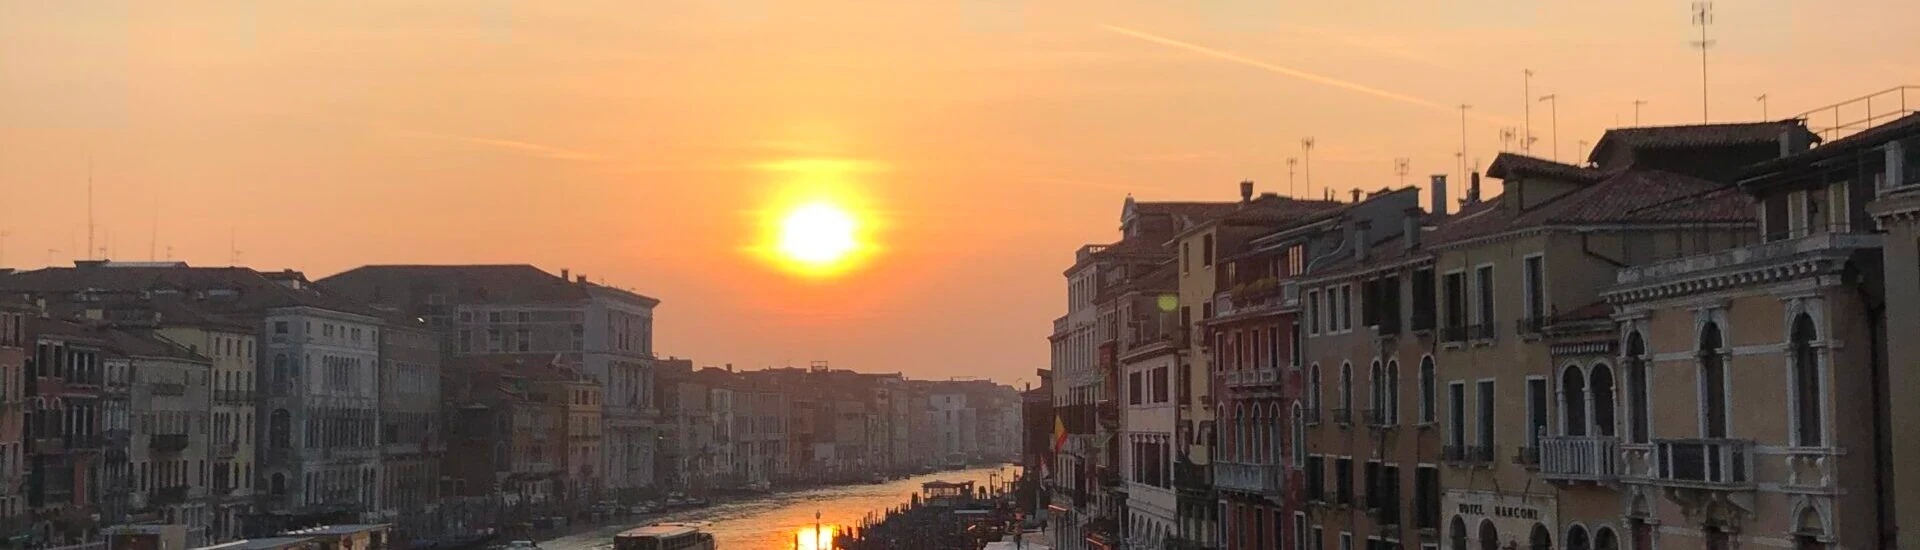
[1742,112,1920,179]
[1589,121,1816,165]
[1486,153,1606,182]
[0,265,379,317]
[1428,167,1751,247]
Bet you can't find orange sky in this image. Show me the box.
[1,1,1914,384]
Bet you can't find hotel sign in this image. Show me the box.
[1443,490,1557,547]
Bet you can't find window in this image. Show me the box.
[1309,290,1323,335]
[1183,242,1192,273]
[1590,364,1616,437]
[1443,272,1467,330]
[1477,380,1495,451]
[1448,382,1466,450]
[1296,514,1309,550]
[274,322,288,335]
[1152,367,1169,403]
[1474,265,1495,329]
[1561,365,1587,436]
[1626,332,1650,443]
[1523,255,1546,323]
[1340,284,1354,331]
[1700,322,1729,438]
[1291,323,1303,367]
[1306,455,1326,501]
[1129,372,1143,405]
[1369,361,1385,421]
[1791,314,1822,446]
[1313,526,1325,550]
[1385,360,1401,425]
[1202,233,1215,267]
[1334,458,1353,504]
[1308,364,1323,415]
[1419,357,1436,424]
[1412,268,1438,330]
[1341,532,1354,550]
[1293,404,1306,467]
[1415,466,1440,529]
[1338,363,1353,419]
[1526,377,1547,450]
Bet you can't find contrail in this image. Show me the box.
[1100,24,1503,121]
[405,131,603,161]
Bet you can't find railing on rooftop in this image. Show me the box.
[1795,85,1918,142]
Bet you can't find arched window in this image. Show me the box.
[1479,519,1500,550]
[1309,364,1323,415]
[1593,527,1620,550]
[1700,322,1729,438]
[1386,360,1401,425]
[269,409,291,450]
[1292,404,1306,468]
[1449,516,1469,550]
[1791,314,1822,447]
[1590,363,1616,437]
[1529,523,1552,550]
[1370,360,1385,424]
[1626,332,1650,443]
[1561,365,1587,436]
[1566,524,1591,550]
[1420,357,1437,424]
[1268,404,1284,464]
[1339,362,1354,421]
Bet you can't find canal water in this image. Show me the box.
[541,465,1019,549]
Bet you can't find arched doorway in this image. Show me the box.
[1593,526,1620,550]
[1449,516,1468,550]
[1529,523,1552,550]
[1478,519,1500,550]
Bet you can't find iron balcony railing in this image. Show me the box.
[1540,436,1618,482]
[150,434,190,453]
[1651,438,1754,489]
[1468,323,1496,341]
[1795,85,1918,142]
[1215,461,1284,496]
[1440,325,1469,343]
[1364,408,1391,429]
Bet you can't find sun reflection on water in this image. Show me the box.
[794,524,837,550]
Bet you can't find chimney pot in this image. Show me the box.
[561,268,570,281]
[1468,171,1483,204]
[1350,189,1363,203]
[1429,175,1450,217]
[576,275,587,284]
[1239,180,1255,203]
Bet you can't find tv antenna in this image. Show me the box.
[1538,94,1559,162]
[1692,2,1715,122]
[86,158,96,261]
[1756,93,1769,120]
[1499,128,1517,152]
[229,227,242,266]
[1286,157,1298,197]
[1300,138,1316,198]
[1523,69,1534,153]
[1394,158,1410,187]
[1633,100,1648,126]
[1457,104,1472,185]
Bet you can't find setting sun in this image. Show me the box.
[778,202,859,266]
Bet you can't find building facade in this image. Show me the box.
[376,317,442,533]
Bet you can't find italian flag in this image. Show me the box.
[1052,414,1068,454]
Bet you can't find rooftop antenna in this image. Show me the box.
[1523,69,1534,153]
[1457,104,1472,186]
[1499,127,1517,152]
[1286,157,1298,197]
[1394,158,1410,187]
[1633,100,1648,126]
[86,157,95,261]
[229,227,242,266]
[1691,1,1715,123]
[149,196,158,261]
[1538,94,1560,162]
[1300,138,1316,198]
[1756,93,1769,119]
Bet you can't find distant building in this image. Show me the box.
[374,314,441,533]
[318,265,662,495]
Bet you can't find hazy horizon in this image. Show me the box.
[3,0,1915,384]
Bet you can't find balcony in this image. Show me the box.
[1443,444,1495,465]
[150,433,190,453]
[1225,367,1280,389]
[31,437,64,455]
[151,485,190,506]
[1649,438,1753,490]
[214,441,241,458]
[1375,315,1402,336]
[1411,308,1437,333]
[1364,408,1391,429]
[1215,461,1284,496]
[1468,323,1496,341]
[1440,325,1468,344]
[1173,461,1210,496]
[1540,436,1618,482]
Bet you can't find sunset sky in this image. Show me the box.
[2,1,1914,384]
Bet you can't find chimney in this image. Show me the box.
[576,275,587,284]
[1780,126,1813,157]
[1468,171,1483,204]
[1403,208,1423,249]
[1239,180,1254,203]
[1350,189,1363,203]
[1354,221,1372,261]
[560,268,570,281]
[1429,175,1450,216]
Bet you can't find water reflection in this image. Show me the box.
[794,524,836,550]
[539,466,1017,550]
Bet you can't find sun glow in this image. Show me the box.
[777,202,859,266]
[753,184,879,279]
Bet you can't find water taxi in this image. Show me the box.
[613,523,716,550]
